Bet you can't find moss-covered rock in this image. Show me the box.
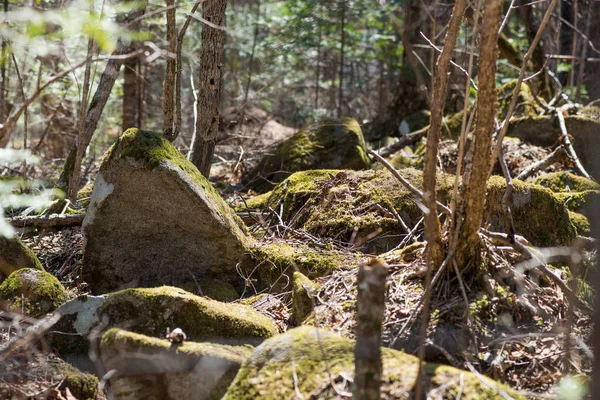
[82,128,253,294]
[535,171,600,221]
[292,272,319,324]
[97,286,277,345]
[55,361,100,400]
[243,168,576,251]
[179,279,240,302]
[0,268,67,317]
[245,241,365,291]
[569,211,591,236]
[535,171,599,193]
[223,326,525,399]
[242,118,371,193]
[506,109,600,180]
[100,328,251,400]
[0,237,43,278]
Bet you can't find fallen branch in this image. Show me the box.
[515,145,569,181]
[369,149,451,215]
[555,108,593,180]
[8,213,85,229]
[0,312,61,361]
[375,126,428,158]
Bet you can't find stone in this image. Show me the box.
[100,328,251,400]
[0,268,67,317]
[292,271,319,324]
[82,128,253,294]
[243,168,576,251]
[96,286,278,345]
[223,326,525,399]
[0,237,43,278]
[242,117,371,193]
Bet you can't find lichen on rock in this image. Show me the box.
[223,326,525,399]
[82,128,253,294]
[0,237,43,278]
[0,268,67,317]
[97,286,277,345]
[242,117,371,192]
[100,328,251,400]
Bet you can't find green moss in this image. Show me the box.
[569,211,591,236]
[535,172,600,193]
[486,176,576,246]
[51,357,99,400]
[223,326,525,400]
[98,286,277,344]
[292,272,320,324]
[0,268,67,317]
[0,237,43,277]
[243,118,371,192]
[497,80,540,120]
[247,241,364,290]
[101,328,251,400]
[250,168,575,250]
[178,279,239,302]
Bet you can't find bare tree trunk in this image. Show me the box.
[243,0,260,106]
[122,58,138,131]
[422,0,467,270]
[521,0,550,97]
[190,0,227,177]
[454,0,502,271]
[0,0,10,147]
[353,259,388,400]
[66,1,148,199]
[337,0,345,118]
[315,6,322,110]
[163,0,177,140]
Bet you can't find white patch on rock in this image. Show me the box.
[55,295,107,334]
[82,172,113,228]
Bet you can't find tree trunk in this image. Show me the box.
[353,259,388,400]
[337,0,345,118]
[162,0,177,140]
[66,1,148,199]
[454,0,502,271]
[422,0,467,270]
[122,58,139,131]
[190,0,227,177]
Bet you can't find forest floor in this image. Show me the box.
[0,109,596,399]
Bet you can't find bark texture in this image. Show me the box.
[122,58,139,131]
[190,0,227,177]
[354,259,388,400]
[163,0,177,141]
[422,0,467,269]
[455,0,502,270]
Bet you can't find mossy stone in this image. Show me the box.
[0,268,67,317]
[292,272,319,324]
[100,328,251,400]
[97,286,277,345]
[246,168,576,250]
[0,237,43,278]
[569,211,591,235]
[246,241,364,291]
[223,326,525,399]
[82,129,253,294]
[535,171,599,193]
[178,279,240,302]
[243,117,371,192]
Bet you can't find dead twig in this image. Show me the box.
[515,145,569,181]
[369,149,451,215]
[555,107,593,180]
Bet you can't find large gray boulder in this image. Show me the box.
[82,128,253,294]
